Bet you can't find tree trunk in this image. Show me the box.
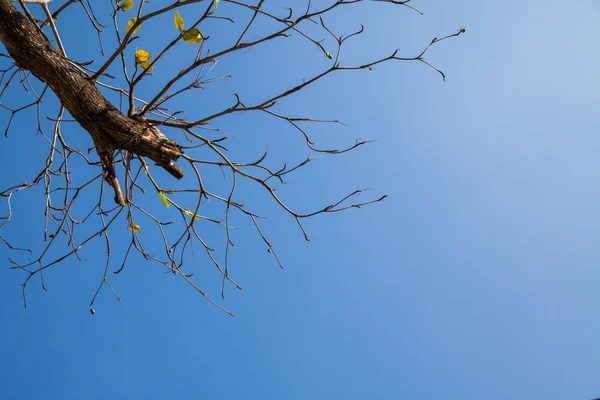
[0,0,184,205]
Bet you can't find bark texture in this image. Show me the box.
[0,0,184,205]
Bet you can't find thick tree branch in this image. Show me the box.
[0,0,184,205]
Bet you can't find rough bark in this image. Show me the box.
[0,0,184,205]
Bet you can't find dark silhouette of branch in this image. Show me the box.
[0,0,464,313]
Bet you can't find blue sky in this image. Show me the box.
[1,0,600,399]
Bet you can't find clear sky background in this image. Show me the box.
[1,0,600,399]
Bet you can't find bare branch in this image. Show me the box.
[0,0,464,312]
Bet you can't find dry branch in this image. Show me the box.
[0,0,463,313]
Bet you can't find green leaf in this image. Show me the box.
[121,0,133,11]
[158,191,171,208]
[126,17,141,34]
[129,223,140,234]
[182,28,204,44]
[184,209,201,220]
[174,11,185,32]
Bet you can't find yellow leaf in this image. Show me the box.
[135,49,151,63]
[158,191,170,208]
[184,209,201,220]
[182,28,203,44]
[215,0,220,10]
[134,49,153,70]
[127,17,141,34]
[325,51,333,60]
[165,189,174,194]
[120,0,133,11]
[174,11,185,32]
[129,223,140,234]
[138,61,154,71]
[143,163,149,175]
